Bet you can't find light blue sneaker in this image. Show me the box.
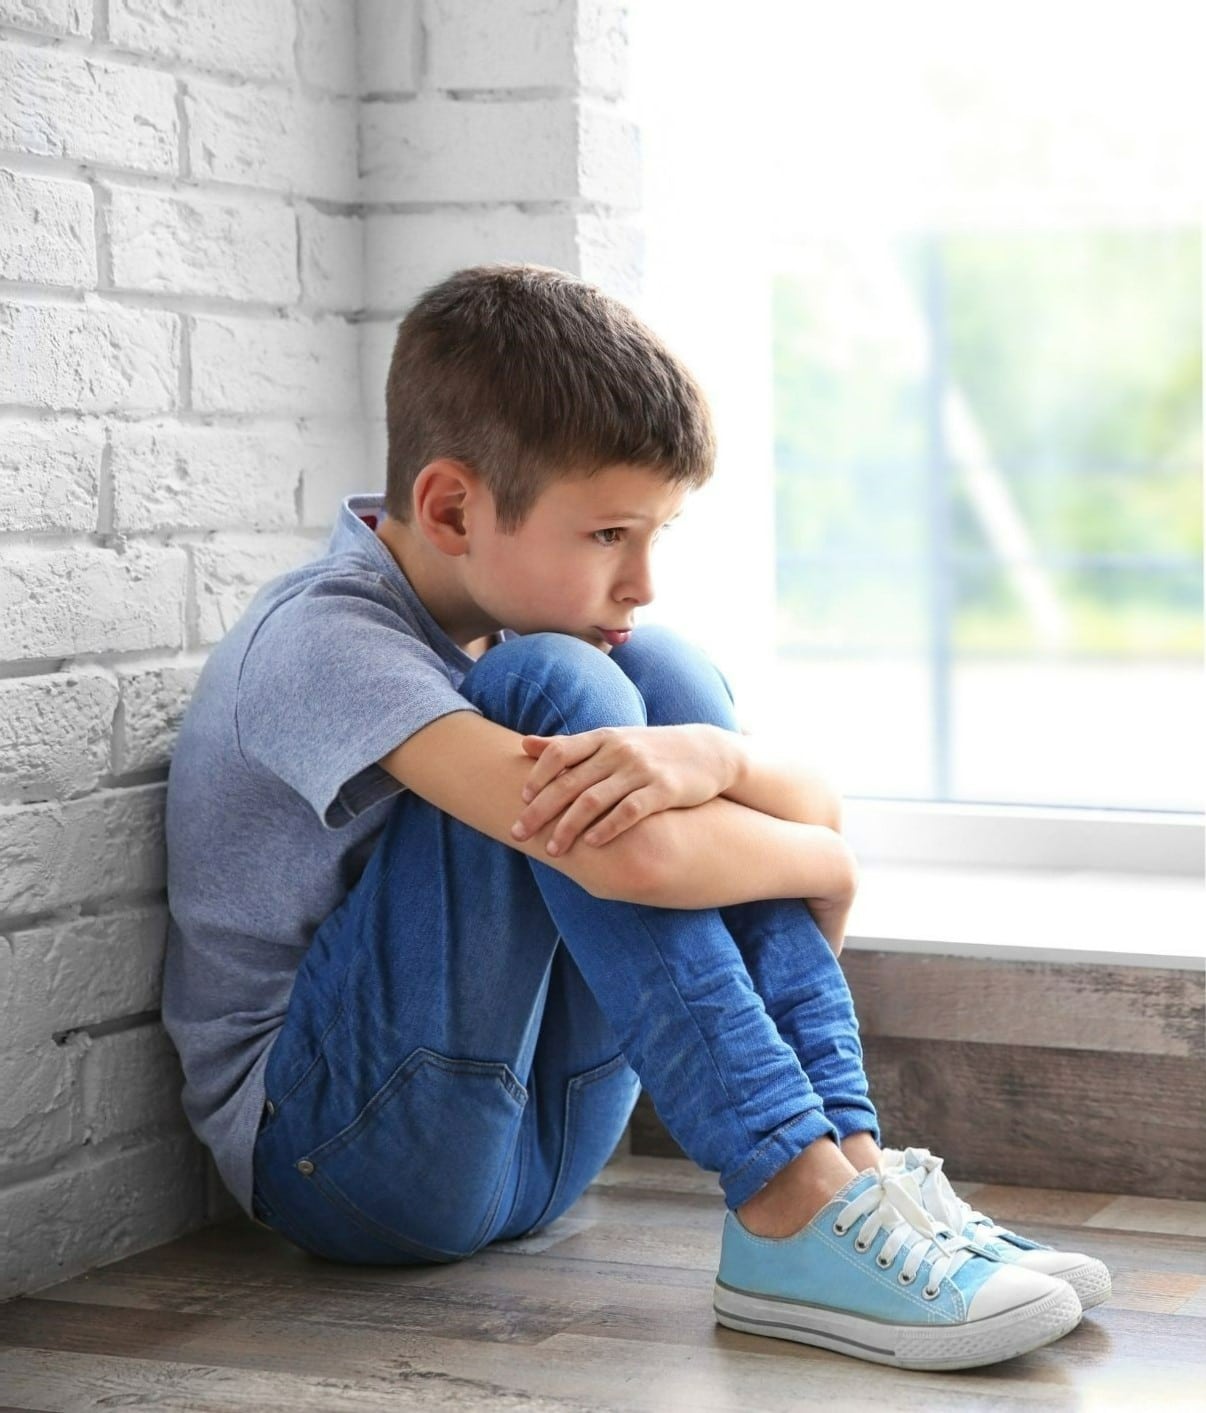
[878,1146,1112,1312]
[713,1168,1082,1370]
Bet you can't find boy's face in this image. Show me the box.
[467,462,690,652]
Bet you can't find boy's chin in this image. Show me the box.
[564,628,611,649]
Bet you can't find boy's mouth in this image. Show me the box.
[597,628,632,646]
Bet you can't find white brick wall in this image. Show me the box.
[0,0,638,1301]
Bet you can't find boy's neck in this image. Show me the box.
[375,514,498,658]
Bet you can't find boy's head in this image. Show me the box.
[380,264,717,651]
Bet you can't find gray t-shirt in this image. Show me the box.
[162,493,516,1218]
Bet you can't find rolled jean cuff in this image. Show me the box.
[824,1104,882,1147]
[719,1106,840,1212]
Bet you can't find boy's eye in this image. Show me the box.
[592,525,673,547]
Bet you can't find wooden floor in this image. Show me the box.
[1,1154,1204,1411]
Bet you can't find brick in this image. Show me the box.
[359,0,417,95]
[297,420,371,527]
[0,784,166,916]
[576,0,629,98]
[110,421,302,531]
[190,314,359,417]
[359,320,397,428]
[0,167,97,287]
[191,533,323,644]
[0,905,166,1049]
[0,542,187,661]
[424,2,623,98]
[185,79,357,202]
[363,208,639,310]
[426,0,576,91]
[0,298,178,413]
[0,1039,86,1173]
[0,672,118,803]
[0,0,92,37]
[0,45,176,174]
[0,420,102,532]
[110,418,367,532]
[364,206,580,310]
[364,420,387,496]
[298,205,362,312]
[361,96,578,203]
[113,663,200,773]
[82,1024,184,1146]
[105,185,298,304]
[575,208,642,300]
[296,0,358,94]
[577,98,640,208]
[0,1131,204,1302]
[109,0,294,82]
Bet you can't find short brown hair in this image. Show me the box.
[383,263,716,533]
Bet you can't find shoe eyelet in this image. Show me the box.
[923,1284,941,1300]
[854,1238,870,1252]
[898,1271,915,1285]
[876,1254,892,1268]
[832,1222,848,1237]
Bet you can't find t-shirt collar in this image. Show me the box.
[329,493,493,671]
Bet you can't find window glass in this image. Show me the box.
[630,0,1204,814]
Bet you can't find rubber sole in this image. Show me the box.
[713,1277,1083,1371]
[1064,1261,1112,1312]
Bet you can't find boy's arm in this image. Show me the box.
[635,729,857,949]
[377,709,670,905]
[641,796,858,921]
[717,729,844,832]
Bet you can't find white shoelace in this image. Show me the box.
[883,1145,1009,1241]
[835,1170,978,1297]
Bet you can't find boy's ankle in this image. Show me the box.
[736,1135,860,1239]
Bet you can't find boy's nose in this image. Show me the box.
[619,562,656,608]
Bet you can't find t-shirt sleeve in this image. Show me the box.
[235,574,482,829]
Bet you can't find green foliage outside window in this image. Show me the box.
[773,231,1203,658]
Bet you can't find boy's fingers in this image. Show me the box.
[545,781,629,854]
[513,774,581,837]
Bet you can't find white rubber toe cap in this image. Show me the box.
[1012,1248,1090,1279]
[966,1263,1074,1320]
[1022,1249,1095,1283]
[1011,1250,1112,1309]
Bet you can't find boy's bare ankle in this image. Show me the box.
[736,1135,860,1239]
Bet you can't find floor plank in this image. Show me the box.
[1,1155,1204,1411]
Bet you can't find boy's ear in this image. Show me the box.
[414,459,478,553]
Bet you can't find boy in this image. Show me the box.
[162,263,1108,1372]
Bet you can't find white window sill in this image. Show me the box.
[845,861,1205,970]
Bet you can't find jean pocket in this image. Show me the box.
[304,1046,528,1262]
[524,1051,640,1236]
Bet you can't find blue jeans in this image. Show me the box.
[251,625,880,1265]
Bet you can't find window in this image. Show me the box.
[629,0,1204,831]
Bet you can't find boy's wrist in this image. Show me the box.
[717,729,842,832]
[722,728,751,796]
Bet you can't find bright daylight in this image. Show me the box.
[630,0,1203,814]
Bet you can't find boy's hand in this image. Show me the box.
[511,724,739,857]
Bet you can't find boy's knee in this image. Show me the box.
[467,630,647,735]
[614,624,738,729]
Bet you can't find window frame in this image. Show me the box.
[842,796,1204,877]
